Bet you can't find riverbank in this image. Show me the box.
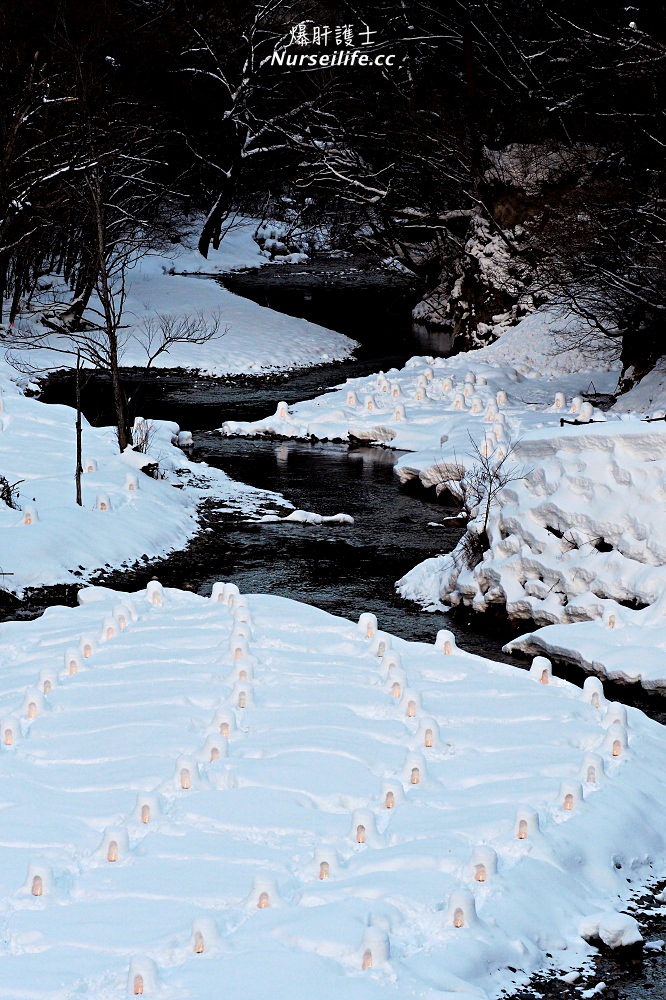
[1,581,665,999]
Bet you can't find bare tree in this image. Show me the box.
[137,310,225,369]
[436,435,527,569]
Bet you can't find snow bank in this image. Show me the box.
[505,591,666,691]
[221,309,618,460]
[4,217,357,377]
[399,420,666,630]
[0,584,663,997]
[0,373,284,595]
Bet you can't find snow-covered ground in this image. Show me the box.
[4,218,357,377]
[505,592,666,691]
[0,582,662,998]
[0,367,289,596]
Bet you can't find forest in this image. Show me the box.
[1,0,664,388]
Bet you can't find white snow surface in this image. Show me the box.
[0,369,287,595]
[5,217,356,377]
[505,591,666,691]
[0,583,663,998]
[221,309,619,457]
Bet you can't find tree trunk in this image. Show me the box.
[75,351,83,506]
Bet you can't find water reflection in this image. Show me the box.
[196,435,514,660]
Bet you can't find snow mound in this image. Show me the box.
[579,912,643,949]
[0,584,663,997]
[399,420,666,632]
[0,377,286,595]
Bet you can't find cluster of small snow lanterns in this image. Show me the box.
[7,580,636,990]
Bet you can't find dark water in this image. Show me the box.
[192,435,517,656]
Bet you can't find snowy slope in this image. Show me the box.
[0,371,285,595]
[0,583,663,998]
[4,218,357,377]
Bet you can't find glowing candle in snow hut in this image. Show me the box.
[203,735,228,763]
[554,392,566,409]
[435,629,456,654]
[446,889,478,928]
[380,648,402,678]
[23,506,38,525]
[416,716,440,749]
[32,875,43,896]
[128,959,157,996]
[453,393,466,410]
[403,688,421,718]
[582,676,605,709]
[23,688,43,719]
[581,753,604,785]
[96,493,111,512]
[146,580,163,606]
[361,927,390,968]
[385,664,407,696]
[480,435,494,458]
[2,717,17,746]
[424,367,434,381]
[358,612,378,639]
[276,401,289,419]
[514,807,540,840]
[107,840,119,862]
[605,723,628,757]
[391,383,402,398]
[102,618,116,641]
[233,637,248,661]
[485,402,498,421]
[403,751,426,788]
[210,581,227,602]
[39,669,56,695]
[364,396,376,412]
[248,875,278,910]
[225,583,240,607]
[570,396,583,414]
[84,458,98,473]
[394,404,406,421]
[496,389,507,406]
[471,395,483,414]
[370,632,391,658]
[529,655,552,685]
[136,794,159,825]
[125,473,139,492]
[559,781,583,812]
[471,845,497,883]
[350,809,378,845]
[175,757,196,791]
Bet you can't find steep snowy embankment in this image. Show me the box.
[0,583,663,998]
[0,370,285,595]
